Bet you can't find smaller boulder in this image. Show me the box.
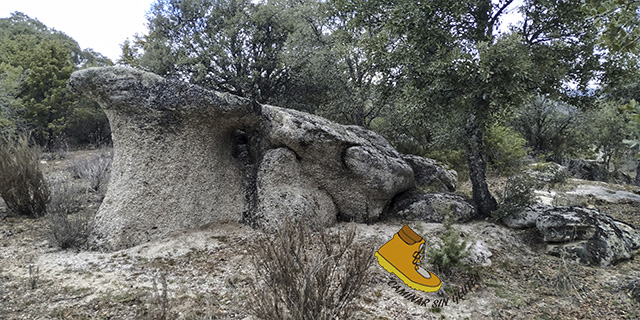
[526,162,568,184]
[388,191,477,223]
[255,148,337,232]
[535,206,640,266]
[401,155,458,192]
[462,240,493,267]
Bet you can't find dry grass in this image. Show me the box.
[138,272,175,320]
[43,172,94,249]
[249,220,374,320]
[0,133,50,217]
[44,209,94,250]
[46,173,84,216]
[68,148,112,193]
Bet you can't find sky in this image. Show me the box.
[0,0,524,63]
[0,0,155,62]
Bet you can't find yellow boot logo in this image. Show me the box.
[375,225,442,292]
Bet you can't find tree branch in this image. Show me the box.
[490,0,516,26]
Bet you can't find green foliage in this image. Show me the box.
[484,123,528,176]
[492,174,537,222]
[427,214,470,275]
[132,0,300,104]
[0,133,50,217]
[583,0,640,52]
[0,12,112,148]
[513,95,588,161]
[621,99,640,155]
[585,101,630,169]
[0,63,23,134]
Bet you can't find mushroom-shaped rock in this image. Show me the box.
[69,67,415,250]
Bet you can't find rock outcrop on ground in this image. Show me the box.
[504,204,640,266]
[566,159,633,184]
[387,191,477,223]
[69,67,458,249]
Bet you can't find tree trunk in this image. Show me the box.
[466,115,498,217]
[635,160,640,187]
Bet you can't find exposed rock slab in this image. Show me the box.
[462,240,493,267]
[502,202,640,266]
[68,67,415,249]
[535,207,640,266]
[561,185,640,205]
[388,191,477,223]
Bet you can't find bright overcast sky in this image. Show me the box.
[1,0,524,63]
[0,0,155,62]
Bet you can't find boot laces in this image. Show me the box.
[412,243,425,268]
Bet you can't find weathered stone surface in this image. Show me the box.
[69,67,414,249]
[624,279,640,303]
[566,159,633,184]
[401,154,457,192]
[560,185,640,205]
[502,203,552,229]
[255,147,337,232]
[535,206,640,266]
[262,106,414,222]
[69,68,260,250]
[462,240,493,267]
[526,162,568,184]
[388,191,477,223]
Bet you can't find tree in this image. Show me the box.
[319,0,398,128]
[584,1,640,184]
[0,12,113,147]
[621,99,640,185]
[337,0,602,216]
[0,63,24,134]
[130,0,299,104]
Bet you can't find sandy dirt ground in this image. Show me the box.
[0,151,638,319]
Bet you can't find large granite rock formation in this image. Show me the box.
[68,67,421,249]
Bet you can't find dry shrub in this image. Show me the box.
[68,148,112,193]
[44,172,94,249]
[44,209,94,249]
[46,174,84,216]
[249,220,374,320]
[44,208,93,249]
[0,133,50,216]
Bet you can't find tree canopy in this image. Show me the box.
[0,12,113,147]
